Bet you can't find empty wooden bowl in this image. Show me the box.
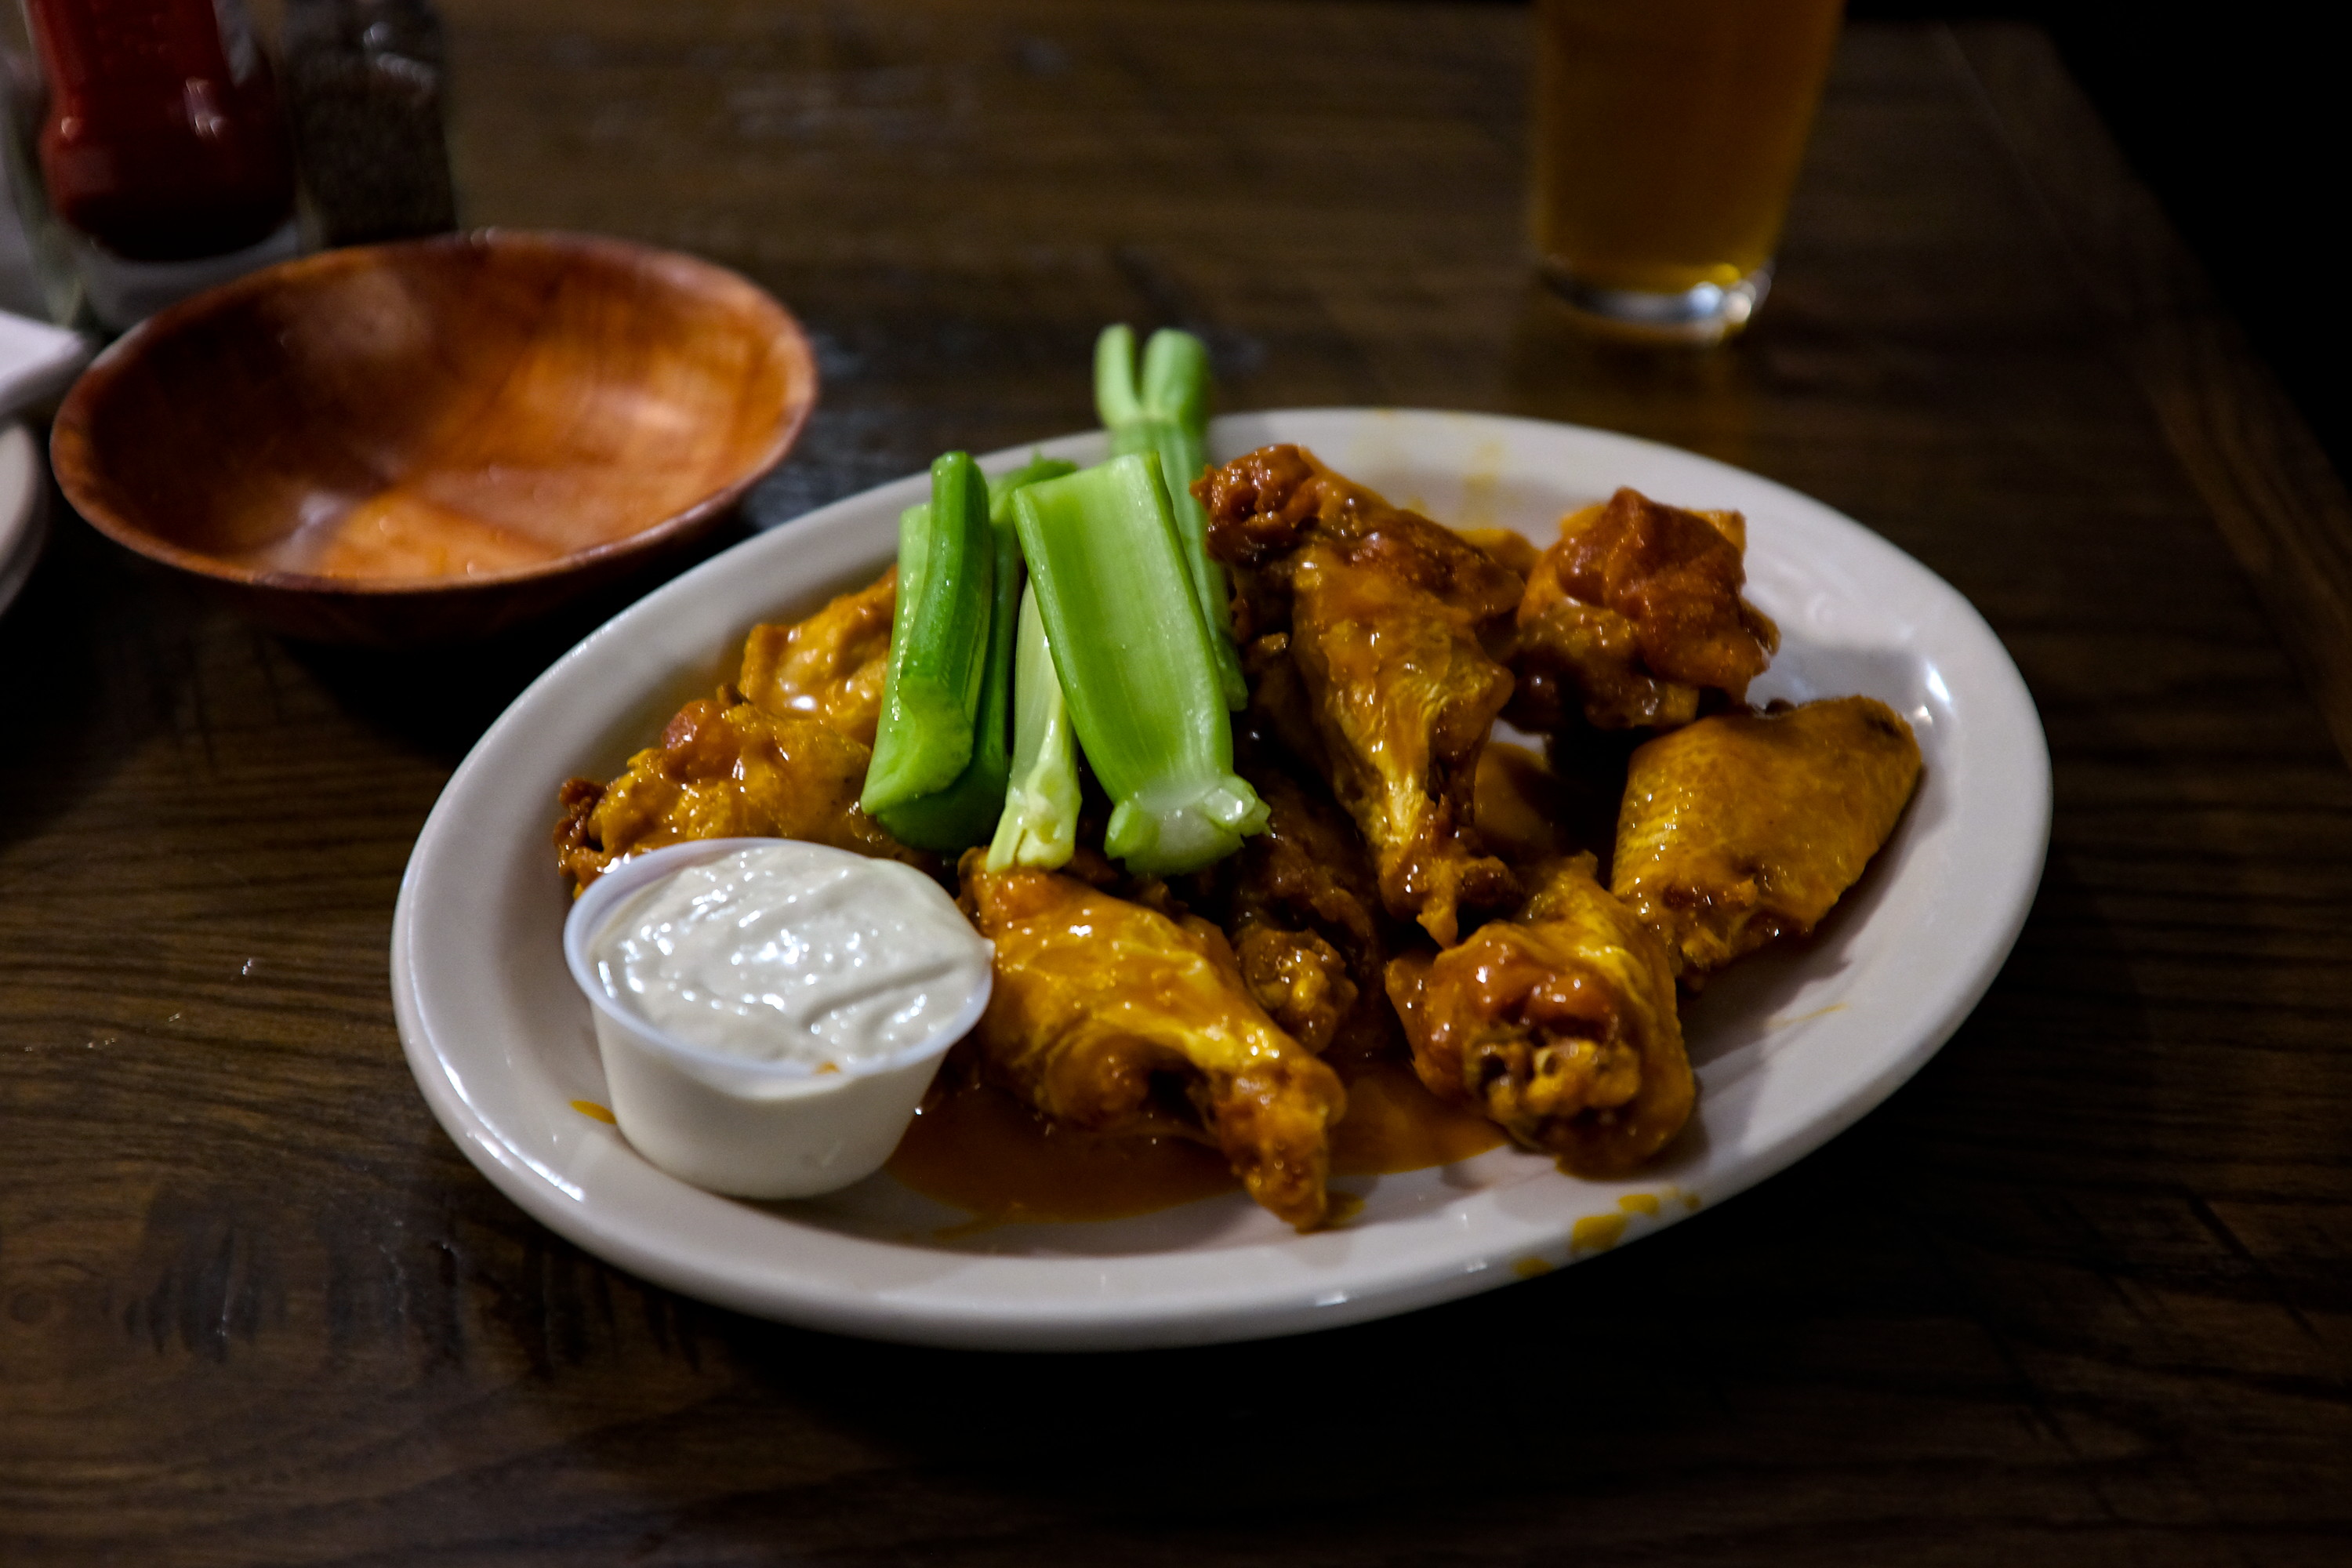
[51,230,818,644]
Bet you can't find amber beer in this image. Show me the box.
[1533,0,1845,339]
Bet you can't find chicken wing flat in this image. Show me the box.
[736,568,897,747]
[1216,760,1399,1063]
[1614,695,1922,978]
[554,696,921,890]
[1386,856,1692,1177]
[960,851,1347,1229]
[1200,445,1523,946]
[1511,488,1777,732]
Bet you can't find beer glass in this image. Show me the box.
[1532,0,1845,343]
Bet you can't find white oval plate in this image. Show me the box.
[394,408,2049,1351]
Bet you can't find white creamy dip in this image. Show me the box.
[590,841,993,1071]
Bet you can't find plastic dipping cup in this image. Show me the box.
[561,837,993,1199]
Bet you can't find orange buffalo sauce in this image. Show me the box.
[885,1058,1509,1225]
[884,1085,1238,1224]
[1328,1059,1510,1176]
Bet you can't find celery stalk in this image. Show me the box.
[1011,452,1267,874]
[871,456,1075,850]
[1095,325,1247,710]
[985,583,1081,871]
[988,453,1078,520]
[873,510,1020,850]
[973,457,1087,868]
[862,452,994,818]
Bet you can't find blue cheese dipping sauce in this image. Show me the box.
[561,837,993,1199]
[593,842,992,1069]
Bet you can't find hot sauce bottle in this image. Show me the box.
[24,0,296,262]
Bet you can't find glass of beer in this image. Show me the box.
[1532,0,1846,343]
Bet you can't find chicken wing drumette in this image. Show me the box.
[1510,488,1778,734]
[1386,855,1693,1177]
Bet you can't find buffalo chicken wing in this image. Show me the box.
[555,698,921,890]
[960,852,1346,1229]
[1200,445,1523,946]
[1386,856,1693,1176]
[1511,488,1777,733]
[737,568,898,747]
[1215,760,1400,1062]
[1613,695,1922,978]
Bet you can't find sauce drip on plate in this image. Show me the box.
[886,1058,1508,1224]
[1327,1059,1511,1176]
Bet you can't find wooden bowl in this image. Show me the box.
[50,230,818,644]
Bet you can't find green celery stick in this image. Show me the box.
[985,582,1081,871]
[862,452,994,818]
[1011,452,1267,875]
[1095,325,1247,710]
[987,453,1079,521]
[873,456,1076,849]
[874,507,1022,850]
[1094,325,1147,430]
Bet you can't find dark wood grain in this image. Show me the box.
[5,7,2349,1563]
[1947,23,2352,776]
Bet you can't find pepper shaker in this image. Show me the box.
[283,0,458,248]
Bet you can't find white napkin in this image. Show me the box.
[0,308,94,419]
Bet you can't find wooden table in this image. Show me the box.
[5,5,2348,1561]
